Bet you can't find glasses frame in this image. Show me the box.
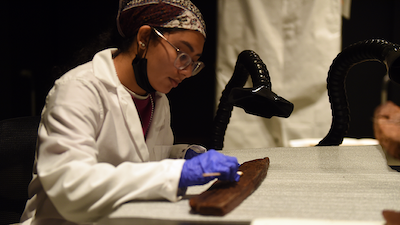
[152,28,204,76]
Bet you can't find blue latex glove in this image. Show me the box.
[185,149,202,159]
[179,150,240,187]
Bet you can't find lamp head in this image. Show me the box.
[228,85,294,118]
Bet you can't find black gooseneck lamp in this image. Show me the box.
[318,39,400,146]
[209,50,294,150]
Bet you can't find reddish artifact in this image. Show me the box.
[189,157,270,216]
[374,101,400,159]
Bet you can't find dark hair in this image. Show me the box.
[116,27,187,53]
[116,2,183,50]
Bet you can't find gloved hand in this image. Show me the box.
[179,150,240,188]
[184,145,207,159]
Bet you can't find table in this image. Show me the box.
[97,145,400,225]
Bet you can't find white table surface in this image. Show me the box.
[97,145,400,225]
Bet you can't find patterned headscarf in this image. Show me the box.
[117,0,206,38]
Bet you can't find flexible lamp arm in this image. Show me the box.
[318,39,400,146]
[210,50,293,150]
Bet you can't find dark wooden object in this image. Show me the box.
[383,210,400,225]
[189,157,270,216]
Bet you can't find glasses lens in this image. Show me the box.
[174,53,204,75]
[175,53,191,70]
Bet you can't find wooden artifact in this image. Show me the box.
[189,157,270,216]
[383,210,400,225]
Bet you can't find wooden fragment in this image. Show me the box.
[189,157,270,216]
[383,210,400,225]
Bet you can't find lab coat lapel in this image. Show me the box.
[117,86,150,162]
[92,48,150,162]
[92,48,120,88]
[145,93,167,152]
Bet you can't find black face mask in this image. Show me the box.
[132,56,156,93]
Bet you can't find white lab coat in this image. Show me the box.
[20,49,190,225]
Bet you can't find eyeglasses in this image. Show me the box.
[153,28,205,76]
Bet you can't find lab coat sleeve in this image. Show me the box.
[36,78,185,223]
[169,144,208,159]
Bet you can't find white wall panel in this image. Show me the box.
[216,0,342,149]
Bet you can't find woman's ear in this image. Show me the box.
[136,25,152,50]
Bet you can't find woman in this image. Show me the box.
[20,1,240,224]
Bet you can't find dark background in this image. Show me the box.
[342,0,400,138]
[1,0,400,146]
